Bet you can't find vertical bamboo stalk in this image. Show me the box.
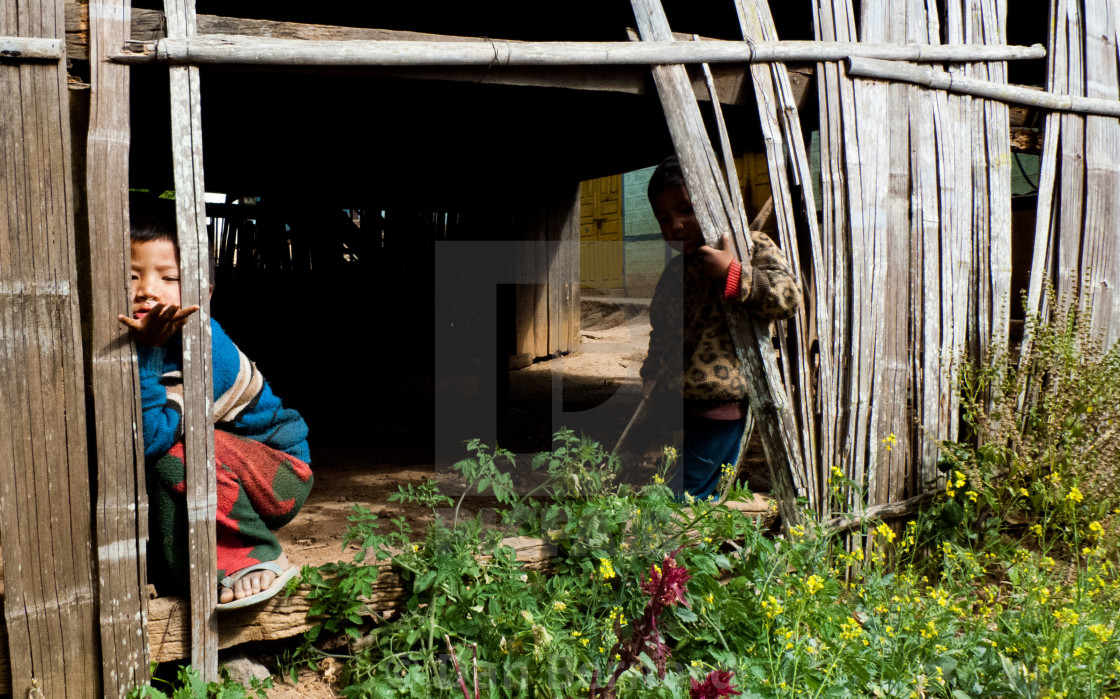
[86,0,152,693]
[163,0,218,680]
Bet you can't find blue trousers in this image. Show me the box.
[678,415,746,501]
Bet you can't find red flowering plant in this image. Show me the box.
[689,670,741,698]
[590,547,692,698]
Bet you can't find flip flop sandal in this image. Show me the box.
[216,561,299,611]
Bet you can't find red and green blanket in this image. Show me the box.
[147,429,313,589]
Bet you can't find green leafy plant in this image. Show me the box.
[936,288,1120,554]
[128,665,271,699]
[275,426,1120,698]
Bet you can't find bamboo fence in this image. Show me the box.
[1024,0,1120,351]
[807,0,1014,521]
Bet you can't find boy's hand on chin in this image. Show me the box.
[697,233,743,280]
[118,303,201,347]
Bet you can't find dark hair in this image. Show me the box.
[129,214,216,285]
[647,154,686,202]
[130,215,178,249]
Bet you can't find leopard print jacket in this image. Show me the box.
[640,231,801,402]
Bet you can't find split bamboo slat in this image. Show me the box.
[629,0,806,529]
[810,0,853,520]
[163,0,219,680]
[908,0,944,493]
[1080,0,1120,347]
[86,0,152,694]
[1021,0,1065,353]
[811,0,879,518]
[735,0,830,513]
[111,35,1046,67]
[0,0,99,695]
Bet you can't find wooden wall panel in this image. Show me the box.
[85,0,152,694]
[0,0,98,695]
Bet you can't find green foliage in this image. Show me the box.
[280,421,1120,698]
[935,290,1120,553]
[127,665,271,699]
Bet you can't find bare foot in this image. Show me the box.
[218,552,290,604]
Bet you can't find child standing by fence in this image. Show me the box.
[639,156,801,500]
[119,217,312,609]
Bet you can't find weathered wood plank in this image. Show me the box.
[86,0,152,693]
[556,184,581,354]
[0,0,98,695]
[163,0,219,680]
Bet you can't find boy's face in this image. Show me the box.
[130,239,182,320]
[651,184,704,255]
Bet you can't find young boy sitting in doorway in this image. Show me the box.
[118,216,312,609]
[640,155,801,500]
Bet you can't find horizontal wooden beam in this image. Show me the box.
[112,35,1046,67]
[64,4,799,107]
[0,36,62,59]
[847,56,1120,117]
[65,3,499,61]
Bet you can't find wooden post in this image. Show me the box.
[163,0,219,680]
[85,0,152,694]
[0,0,99,695]
[629,0,805,528]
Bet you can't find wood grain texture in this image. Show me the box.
[0,0,98,695]
[163,0,220,680]
[85,0,152,694]
[1080,0,1120,347]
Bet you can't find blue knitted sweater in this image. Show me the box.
[136,318,310,464]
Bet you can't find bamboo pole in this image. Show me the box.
[163,0,219,681]
[0,36,63,59]
[629,0,806,529]
[111,35,1047,66]
[847,55,1120,117]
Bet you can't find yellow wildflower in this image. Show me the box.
[875,522,897,542]
[598,558,616,582]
